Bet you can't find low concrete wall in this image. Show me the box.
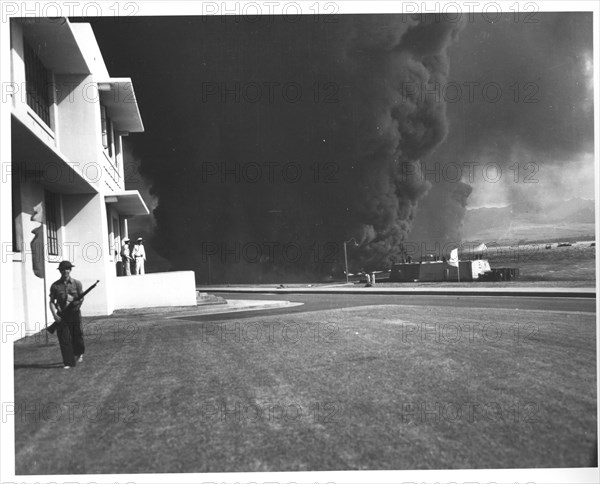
[113,271,197,310]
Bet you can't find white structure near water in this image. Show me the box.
[8,18,196,339]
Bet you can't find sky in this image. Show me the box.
[408,11,594,240]
[74,11,595,281]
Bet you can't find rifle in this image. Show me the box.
[47,280,100,334]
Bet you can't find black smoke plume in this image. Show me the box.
[410,12,593,245]
[91,15,466,281]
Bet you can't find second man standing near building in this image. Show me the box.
[132,237,146,275]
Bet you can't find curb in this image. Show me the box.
[167,300,303,318]
[195,287,597,298]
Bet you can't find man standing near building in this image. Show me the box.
[49,261,85,369]
[132,237,146,275]
[121,237,132,276]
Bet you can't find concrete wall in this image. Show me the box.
[390,263,420,282]
[113,271,197,310]
[10,20,25,109]
[14,179,48,331]
[61,192,113,316]
[54,73,102,191]
[419,262,453,282]
[69,23,109,79]
[445,262,473,282]
[54,73,124,195]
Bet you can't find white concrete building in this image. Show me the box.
[8,18,196,337]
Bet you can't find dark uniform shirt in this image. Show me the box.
[49,277,83,321]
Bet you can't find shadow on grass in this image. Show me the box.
[14,362,66,370]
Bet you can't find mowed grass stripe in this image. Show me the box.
[14,304,597,472]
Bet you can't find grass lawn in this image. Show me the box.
[13,302,597,473]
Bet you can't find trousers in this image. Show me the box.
[56,317,85,366]
[122,258,131,276]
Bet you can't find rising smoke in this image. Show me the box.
[87,12,593,280]
[80,14,470,281]
[409,12,594,245]
[108,15,465,281]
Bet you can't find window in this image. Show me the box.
[115,133,121,170]
[24,41,51,127]
[100,104,113,158]
[112,216,119,257]
[106,209,114,260]
[108,118,114,158]
[45,191,59,256]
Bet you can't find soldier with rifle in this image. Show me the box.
[48,261,98,369]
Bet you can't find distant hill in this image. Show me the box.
[538,197,596,224]
[463,198,595,243]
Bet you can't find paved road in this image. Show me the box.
[194,292,596,321]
